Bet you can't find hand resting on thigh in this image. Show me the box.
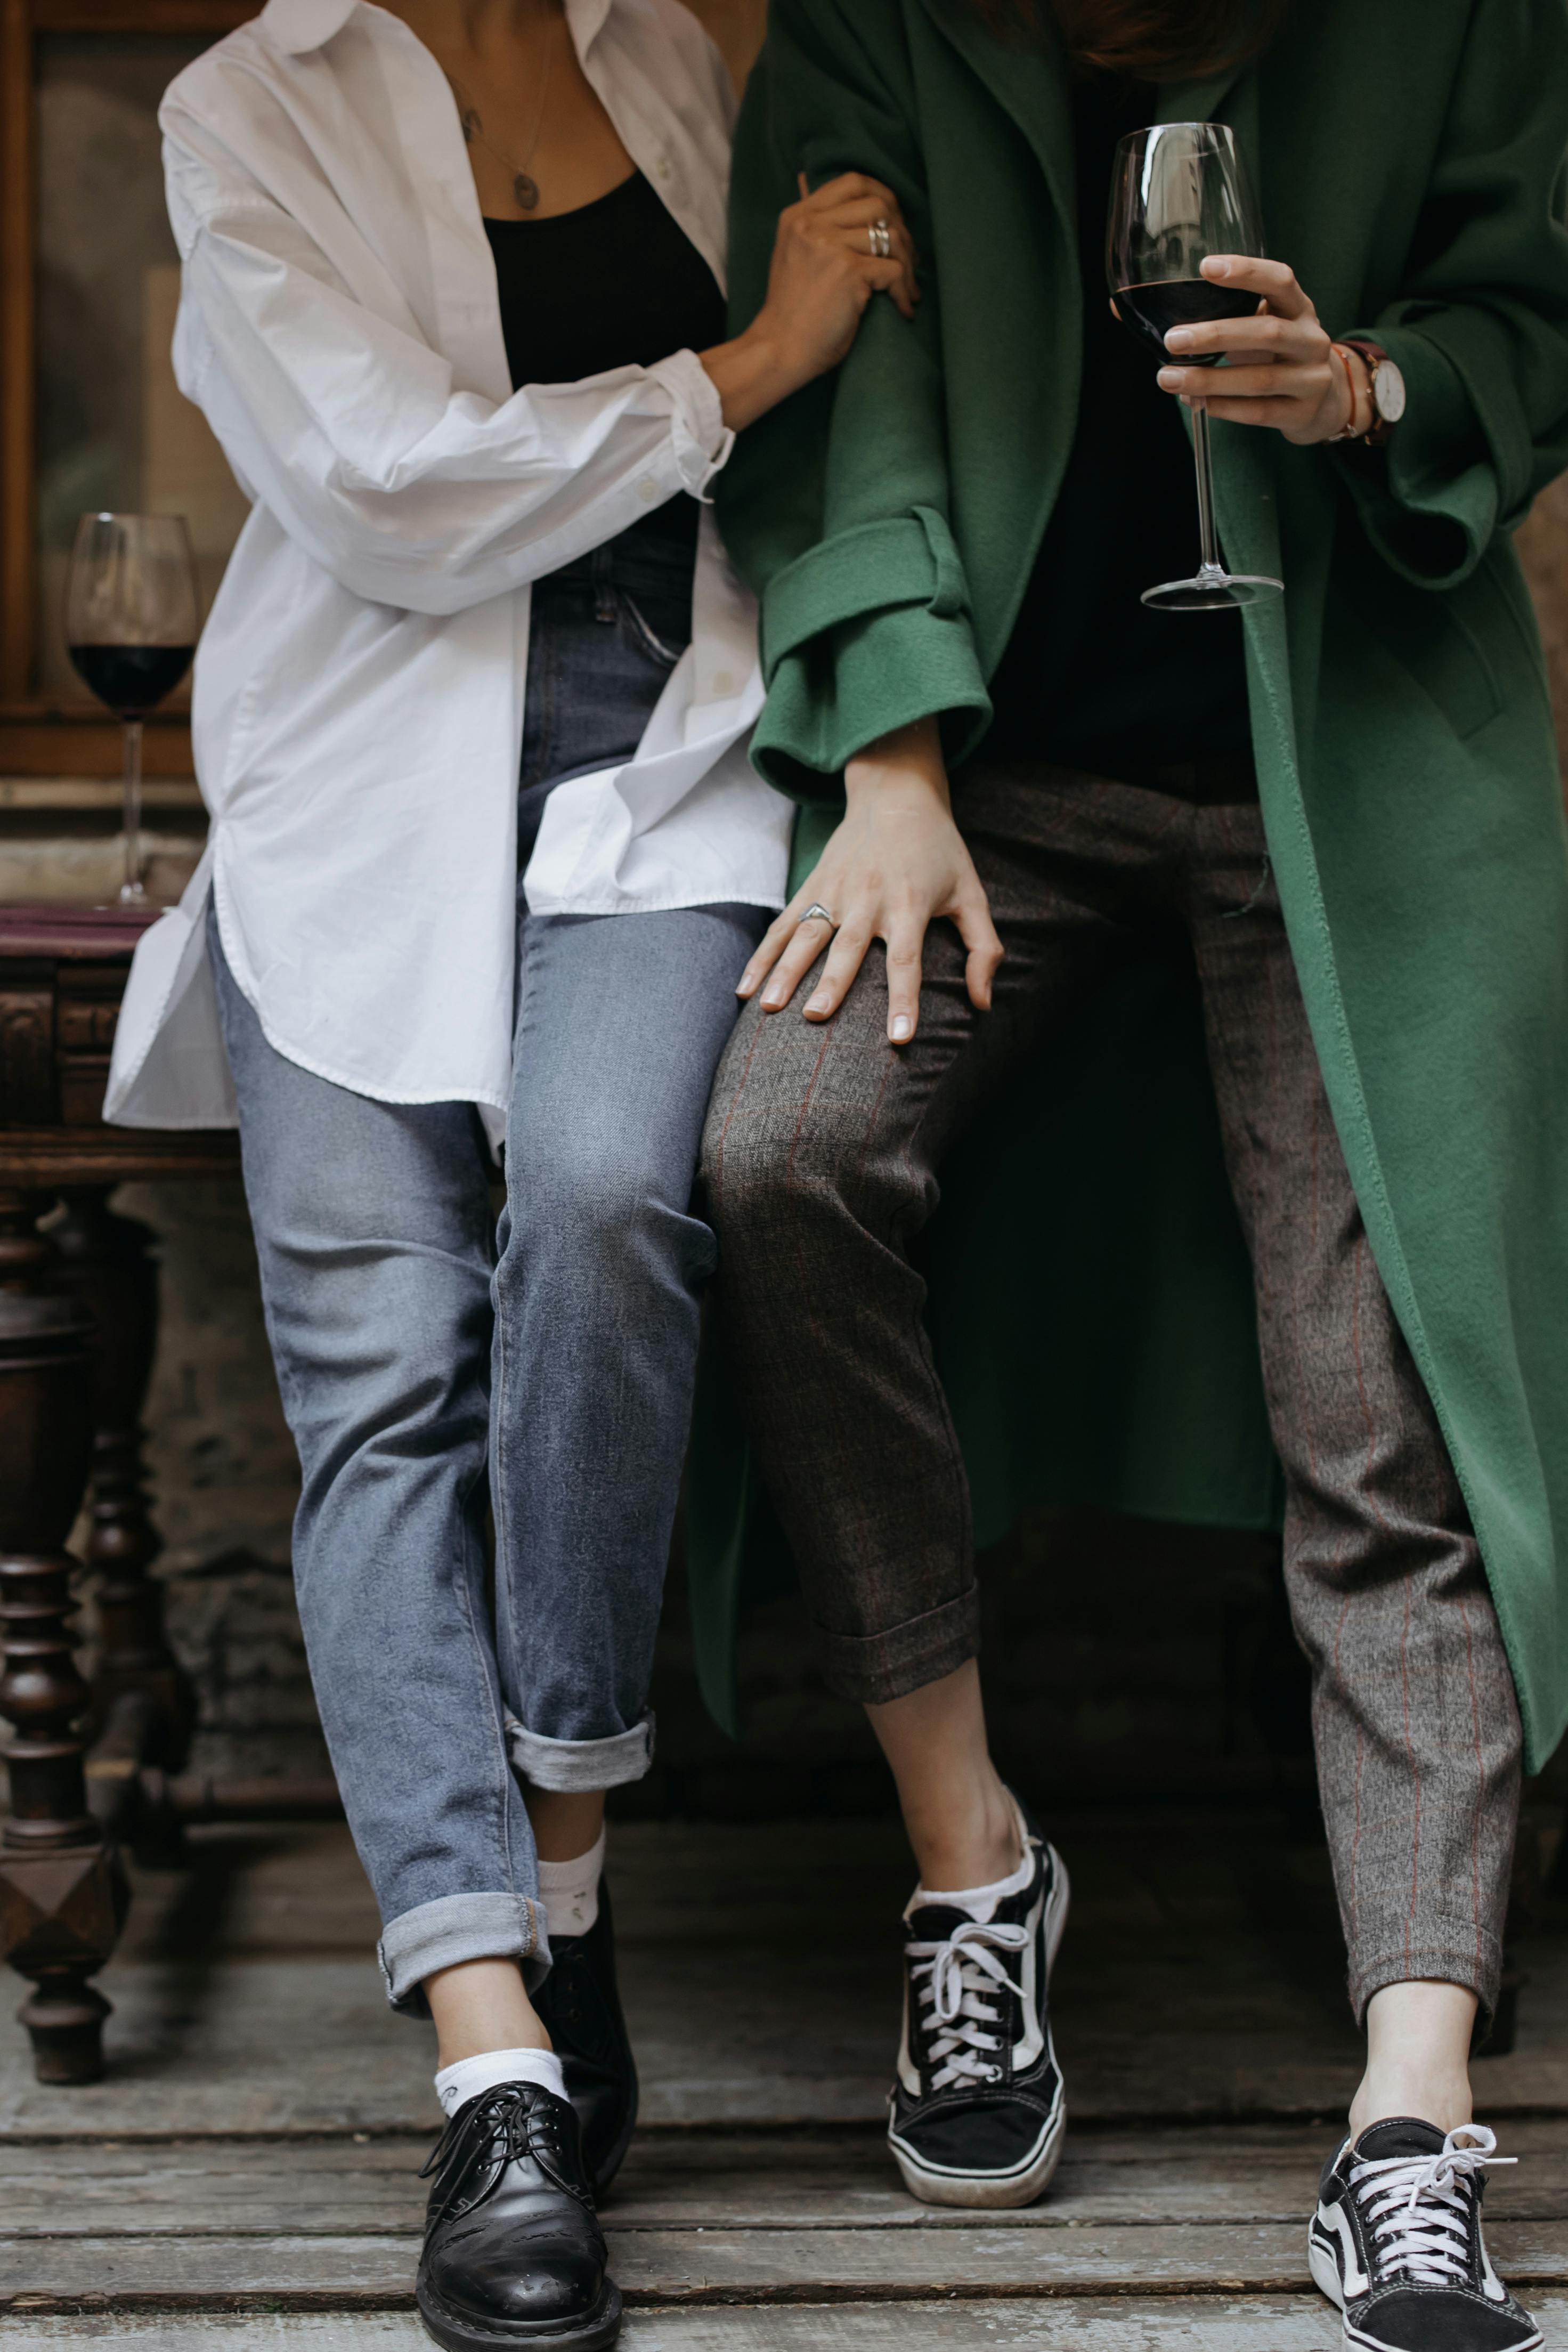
[735,715,1004,1047]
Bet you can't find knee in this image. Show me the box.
[701,1042,882,1252]
[501,1124,696,1293]
[699,1094,790,1247]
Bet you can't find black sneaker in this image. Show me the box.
[417,2080,621,2352]
[887,1803,1069,2209]
[531,1880,638,2200]
[1309,2117,1541,2352]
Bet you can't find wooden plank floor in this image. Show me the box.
[3,1813,1566,2346]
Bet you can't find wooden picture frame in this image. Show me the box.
[0,0,256,786]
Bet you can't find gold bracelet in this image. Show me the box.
[1327,343,1371,444]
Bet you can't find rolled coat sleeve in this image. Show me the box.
[1334,0,1568,590]
[716,0,990,796]
[163,128,732,618]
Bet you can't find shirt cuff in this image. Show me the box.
[648,347,735,500]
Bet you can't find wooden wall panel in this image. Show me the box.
[687,0,768,90]
[1517,476,1568,780]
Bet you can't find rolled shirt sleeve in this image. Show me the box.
[165,139,734,618]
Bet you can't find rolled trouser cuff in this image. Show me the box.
[378,1890,549,2014]
[1349,1928,1507,2034]
[506,1712,655,1791]
[817,1585,981,1706]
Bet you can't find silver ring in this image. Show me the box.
[797,903,835,928]
[868,218,891,259]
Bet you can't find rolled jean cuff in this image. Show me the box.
[506,1711,655,1792]
[817,1585,981,1706]
[378,1890,549,2015]
[1348,1929,1506,2034]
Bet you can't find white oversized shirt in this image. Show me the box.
[104,0,791,1143]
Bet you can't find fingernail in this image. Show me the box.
[1158,368,1182,388]
[891,1015,913,1042]
[762,988,785,1009]
[807,991,831,1013]
[1205,256,1229,275]
[1165,328,1193,350]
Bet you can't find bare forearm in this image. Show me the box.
[699,326,812,433]
[845,713,948,811]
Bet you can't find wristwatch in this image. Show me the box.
[1338,338,1407,445]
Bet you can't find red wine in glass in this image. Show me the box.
[1114,278,1262,366]
[1106,124,1284,610]
[68,644,196,718]
[65,514,199,902]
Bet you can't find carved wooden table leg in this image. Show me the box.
[52,1187,197,1768]
[0,1190,129,2083]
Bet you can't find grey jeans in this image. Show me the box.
[211,528,765,2008]
[702,765,1523,2022]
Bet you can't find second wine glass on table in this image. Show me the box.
[66,513,200,904]
[1107,121,1284,611]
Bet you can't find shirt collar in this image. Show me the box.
[262,0,616,59]
[259,0,359,55]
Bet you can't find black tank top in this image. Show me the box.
[484,170,727,555]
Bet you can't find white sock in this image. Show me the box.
[537,1826,605,1942]
[913,1796,1034,1923]
[434,2046,566,2119]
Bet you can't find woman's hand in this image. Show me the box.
[736,717,1003,1045]
[1150,255,1371,446]
[702,173,919,432]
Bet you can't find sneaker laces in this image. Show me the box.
[1350,2125,1515,2286]
[906,1916,1029,2090]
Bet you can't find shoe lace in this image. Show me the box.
[1349,2126,1515,2286]
[419,2082,589,2213]
[906,1917,1029,2091]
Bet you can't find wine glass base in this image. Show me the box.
[1141,571,1285,612]
[118,879,147,905]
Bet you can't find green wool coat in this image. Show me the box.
[688,0,1568,1771]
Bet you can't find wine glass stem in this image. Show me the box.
[121,718,145,900]
[1191,400,1223,575]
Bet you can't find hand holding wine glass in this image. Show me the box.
[1152,254,1367,444]
[1106,122,1284,610]
[66,513,199,904]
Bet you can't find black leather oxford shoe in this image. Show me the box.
[531,1883,639,2198]
[416,2081,621,2352]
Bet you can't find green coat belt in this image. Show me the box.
[689,0,1568,1773]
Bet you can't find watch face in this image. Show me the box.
[1374,358,1407,423]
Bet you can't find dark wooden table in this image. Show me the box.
[0,902,240,2082]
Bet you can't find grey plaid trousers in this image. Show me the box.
[701,766,1522,2021]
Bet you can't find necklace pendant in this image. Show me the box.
[514,172,540,210]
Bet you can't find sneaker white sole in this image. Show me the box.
[890,2078,1066,2210]
[1307,2218,1543,2352]
[888,1848,1072,2213]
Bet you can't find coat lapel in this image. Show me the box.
[915,0,1076,250]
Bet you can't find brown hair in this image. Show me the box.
[970,0,1285,82]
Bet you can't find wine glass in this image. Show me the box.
[66,513,200,903]
[1107,123,1284,611]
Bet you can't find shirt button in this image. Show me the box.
[655,154,672,181]
[711,669,734,695]
[637,477,660,503]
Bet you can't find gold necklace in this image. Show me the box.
[447,11,559,214]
